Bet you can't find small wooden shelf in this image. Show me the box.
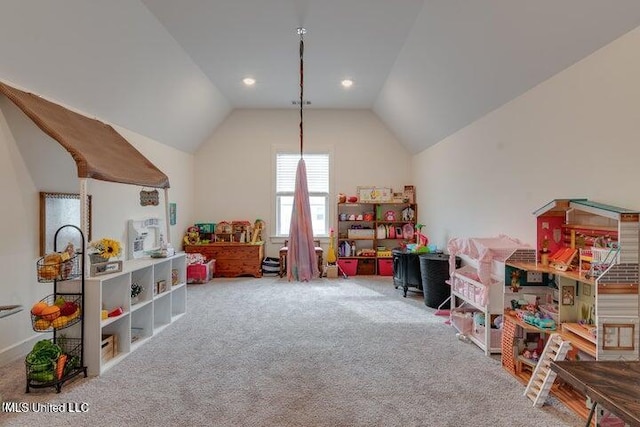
[506,261,595,285]
[505,312,557,333]
[561,323,597,358]
[516,355,537,369]
[562,323,597,344]
[562,223,618,233]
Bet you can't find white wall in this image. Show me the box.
[0,92,195,365]
[413,26,640,251]
[194,109,412,256]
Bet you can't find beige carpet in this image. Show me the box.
[0,276,582,426]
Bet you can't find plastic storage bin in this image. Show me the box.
[377,258,393,276]
[451,308,476,335]
[338,259,358,276]
[187,260,215,284]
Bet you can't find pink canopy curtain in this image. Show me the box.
[287,158,319,281]
[287,28,319,281]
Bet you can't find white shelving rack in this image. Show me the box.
[82,253,186,376]
[450,260,505,355]
[448,236,531,356]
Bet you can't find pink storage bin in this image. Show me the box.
[187,259,215,284]
[377,258,393,276]
[338,259,358,276]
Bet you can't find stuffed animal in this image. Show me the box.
[252,219,265,243]
[183,226,200,246]
[510,270,521,292]
[401,206,415,221]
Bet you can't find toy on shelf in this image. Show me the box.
[414,224,428,246]
[251,219,265,243]
[401,206,415,221]
[326,228,337,264]
[183,226,200,246]
[214,221,232,242]
[402,223,414,241]
[510,270,521,292]
[548,247,577,271]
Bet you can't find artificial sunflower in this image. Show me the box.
[89,238,122,259]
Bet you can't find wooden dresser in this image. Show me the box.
[184,242,264,278]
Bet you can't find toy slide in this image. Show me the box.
[549,247,577,272]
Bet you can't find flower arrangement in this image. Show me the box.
[131,282,144,299]
[88,238,122,259]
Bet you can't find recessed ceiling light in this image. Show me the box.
[243,77,256,86]
[341,79,353,88]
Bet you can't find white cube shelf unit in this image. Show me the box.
[83,253,186,376]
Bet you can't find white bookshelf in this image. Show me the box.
[82,253,186,376]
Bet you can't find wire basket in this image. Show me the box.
[36,252,80,283]
[31,294,82,332]
[25,337,82,384]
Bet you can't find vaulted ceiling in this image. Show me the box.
[2,1,640,154]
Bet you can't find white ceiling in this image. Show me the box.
[2,1,640,154]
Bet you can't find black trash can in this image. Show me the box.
[419,253,460,308]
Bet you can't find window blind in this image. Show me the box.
[276,153,329,193]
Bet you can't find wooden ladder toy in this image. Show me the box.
[523,333,572,408]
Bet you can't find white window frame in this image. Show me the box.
[272,147,332,239]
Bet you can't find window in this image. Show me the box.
[276,152,330,237]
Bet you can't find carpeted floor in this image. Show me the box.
[0,276,582,426]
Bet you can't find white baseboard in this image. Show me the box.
[0,334,45,367]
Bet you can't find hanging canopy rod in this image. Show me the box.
[297,27,306,158]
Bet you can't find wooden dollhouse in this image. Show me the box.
[501,199,640,423]
[531,199,639,360]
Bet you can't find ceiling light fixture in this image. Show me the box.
[341,79,353,88]
[242,77,256,86]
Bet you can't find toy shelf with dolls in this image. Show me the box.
[336,196,417,276]
[447,236,532,356]
[500,199,640,426]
